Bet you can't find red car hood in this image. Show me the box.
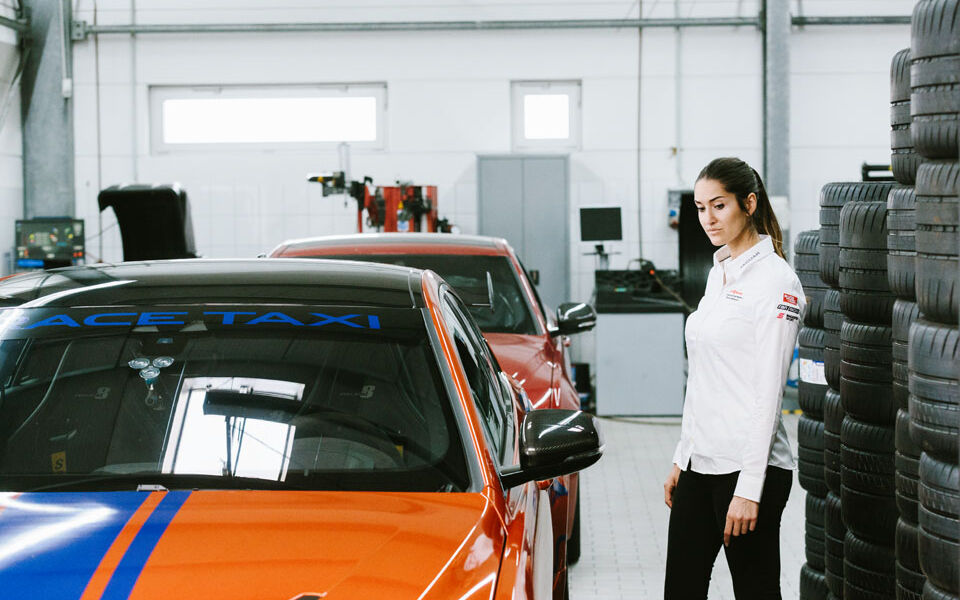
[0,490,502,600]
[484,333,556,409]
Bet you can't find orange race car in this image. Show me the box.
[0,259,602,600]
[269,234,597,595]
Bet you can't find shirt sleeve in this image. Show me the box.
[733,277,805,502]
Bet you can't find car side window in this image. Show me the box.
[442,291,512,464]
[517,258,552,328]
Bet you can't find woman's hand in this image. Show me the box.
[663,464,681,509]
[724,495,759,546]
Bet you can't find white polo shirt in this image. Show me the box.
[672,235,804,503]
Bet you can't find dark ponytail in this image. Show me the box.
[696,157,785,258]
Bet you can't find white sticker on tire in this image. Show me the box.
[799,358,827,385]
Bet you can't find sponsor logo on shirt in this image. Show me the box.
[725,289,744,302]
[776,311,798,322]
[776,303,800,314]
[783,293,798,305]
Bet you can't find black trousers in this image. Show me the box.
[663,465,793,600]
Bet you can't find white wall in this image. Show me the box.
[70,0,914,312]
[0,3,22,274]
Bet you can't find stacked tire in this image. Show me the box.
[820,180,897,599]
[796,230,830,600]
[837,182,900,600]
[908,4,959,600]
[890,42,928,600]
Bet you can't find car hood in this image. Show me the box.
[0,490,502,600]
[484,332,556,409]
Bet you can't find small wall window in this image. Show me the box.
[511,81,581,151]
[150,84,386,152]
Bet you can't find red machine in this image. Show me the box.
[307,172,451,234]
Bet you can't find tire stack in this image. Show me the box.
[796,230,830,599]
[822,289,845,600]
[819,183,879,600]
[889,43,928,600]
[837,181,899,600]
[907,3,960,600]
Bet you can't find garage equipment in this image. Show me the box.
[307,171,451,234]
[14,217,85,269]
[98,184,198,261]
[594,264,686,416]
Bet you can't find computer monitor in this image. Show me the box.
[16,218,85,269]
[579,207,623,242]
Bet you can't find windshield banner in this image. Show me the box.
[0,306,424,340]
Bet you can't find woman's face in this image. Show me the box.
[693,178,756,248]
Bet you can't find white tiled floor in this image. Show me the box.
[569,413,804,600]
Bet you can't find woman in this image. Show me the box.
[663,157,804,599]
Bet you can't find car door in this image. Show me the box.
[440,289,554,600]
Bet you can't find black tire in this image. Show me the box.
[820,182,897,287]
[908,320,960,461]
[898,517,923,571]
[841,321,893,377]
[796,230,829,328]
[842,483,898,545]
[800,414,827,450]
[825,387,844,434]
[802,563,830,600]
[915,161,959,322]
[898,415,922,522]
[892,48,922,184]
[800,382,828,419]
[844,531,896,594]
[893,300,923,355]
[841,417,895,495]
[888,186,918,298]
[922,580,959,600]
[807,525,827,571]
[899,456,922,523]
[917,453,959,593]
[839,201,895,324]
[822,182,898,208]
[825,491,846,597]
[801,417,829,495]
[824,290,843,389]
[841,375,896,426]
[808,493,827,526]
[894,300,923,409]
[897,560,927,598]
[910,0,959,159]
[898,408,923,461]
[825,387,844,494]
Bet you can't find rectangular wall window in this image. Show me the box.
[511,81,581,151]
[150,84,386,152]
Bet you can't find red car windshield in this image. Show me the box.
[0,305,470,493]
[303,254,539,335]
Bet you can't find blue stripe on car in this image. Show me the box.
[0,492,148,599]
[100,491,191,600]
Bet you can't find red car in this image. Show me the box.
[269,234,597,596]
[0,258,602,599]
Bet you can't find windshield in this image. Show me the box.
[302,254,539,335]
[0,306,469,493]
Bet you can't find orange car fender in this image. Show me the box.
[417,490,507,600]
[492,482,554,600]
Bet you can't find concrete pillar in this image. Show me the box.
[21,0,73,218]
[763,0,790,197]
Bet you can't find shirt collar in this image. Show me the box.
[713,235,774,273]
